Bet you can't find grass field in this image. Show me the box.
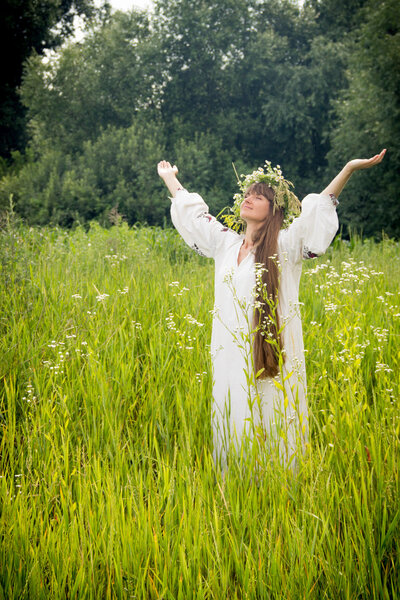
[1,215,399,599]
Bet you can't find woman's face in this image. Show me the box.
[240,190,271,223]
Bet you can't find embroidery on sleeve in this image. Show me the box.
[191,243,207,257]
[196,211,230,232]
[329,193,339,207]
[197,211,213,222]
[303,246,319,260]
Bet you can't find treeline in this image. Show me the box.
[0,0,399,237]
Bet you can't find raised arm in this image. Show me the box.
[279,149,387,263]
[321,149,386,197]
[157,161,184,197]
[157,159,238,259]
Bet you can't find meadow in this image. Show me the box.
[0,214,399,599]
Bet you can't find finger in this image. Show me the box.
[373,152,385,164]
[371,149,386,163]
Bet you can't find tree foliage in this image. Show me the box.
[0,0,96,157]
[20,10,160,154]
[1,121,167,226]
[305,0,369,37]
[328,0,400,238]
[1,0,398,236]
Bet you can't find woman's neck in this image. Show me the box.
[242,222,260,249]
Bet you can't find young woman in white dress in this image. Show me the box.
[157,150,386,470]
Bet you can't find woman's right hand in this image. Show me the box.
[157,161,178,180]
[157,161,183,197]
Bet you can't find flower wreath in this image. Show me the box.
[221,161,301,232]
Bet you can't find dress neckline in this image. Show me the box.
[236,239,254,267]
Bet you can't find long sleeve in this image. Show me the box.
[170,190,235,259]
[278,193,339,264]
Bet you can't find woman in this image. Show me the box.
[157,150,386,469]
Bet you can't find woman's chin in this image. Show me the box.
[240,209,252,220]
[241,212,259,224]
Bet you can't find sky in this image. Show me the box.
[100,0,153,12]
[71,0,153,42]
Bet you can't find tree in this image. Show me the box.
[172,131,237,214]
[7,0,394,234]
[0,0,96,157]
[0,120,167,226]
[153,0,254,146]
[328,0,400,238]
[226,24,348,195]
[304,0,369,37]
[154,0,347,196]
[20,9,161,155]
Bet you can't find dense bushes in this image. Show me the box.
[1,0,399,236]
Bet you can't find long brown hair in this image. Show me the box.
[246,182,284,379]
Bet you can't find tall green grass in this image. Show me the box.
[1,216,399,598]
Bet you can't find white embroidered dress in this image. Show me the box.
[171,190,339,467]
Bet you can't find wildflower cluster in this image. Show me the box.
[184,314,204,328]
[376,292,400,316]
[307,259,385,311]
[22,382,37,403]
[43,333,90,374]
[165,310,204,351]
[375,362,393,374]
[222,161,301,232]
[96,292,109,302]
[71,293,97,316]
[370,325,389,343]
[6,473,24,499]
[104,253,128,267]
[0,472,24,499]
[307,258,396,384]
[329,329,370,365]
[168,281,190,297]
[195,371,208,384]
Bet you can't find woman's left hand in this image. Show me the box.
[346,149,386,172]
[321,149,387,197]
